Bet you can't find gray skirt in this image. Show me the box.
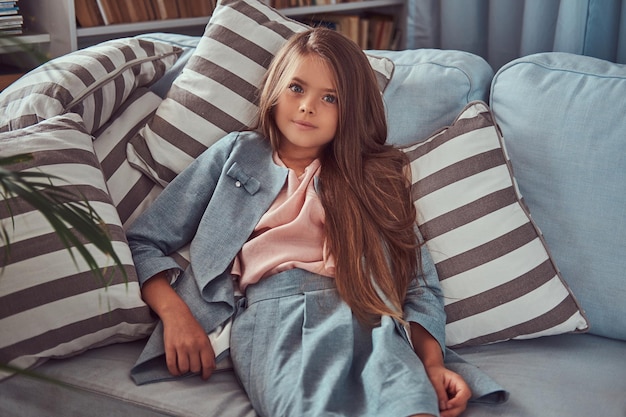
[230,268,440,417]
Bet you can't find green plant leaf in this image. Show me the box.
[0,363,74,388]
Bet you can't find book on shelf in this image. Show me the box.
[153,0,179,20]
[177,0,192,18]
[304,12,397,50]
[178,0,215,18]
[143,0,158,20]
[307,15,362,47]
[95,0,122,25]
[0,7,18,16]
[121,0,155,23]
[271,0,372,8]
[75,0,104,27]
[0,14,20,26]
[0,0,21,36]
[191,0,215,17]
[365,12,397,50]
[0,28,22,35]
[76,0,215,27]
[0,0,18,16]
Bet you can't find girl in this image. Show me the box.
[127,28,505,417]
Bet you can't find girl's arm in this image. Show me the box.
[141,271,216,380]
[127,133,240,380]
[410,322,471,417]
[127,133,239,286]
[404,243,471,417]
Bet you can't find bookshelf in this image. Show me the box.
[1,0,406,72]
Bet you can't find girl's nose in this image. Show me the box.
[299,100,314,114]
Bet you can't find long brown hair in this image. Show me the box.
[257,28,420,325]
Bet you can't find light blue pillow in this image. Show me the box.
[490,52,626,341]
[373,49,494,147]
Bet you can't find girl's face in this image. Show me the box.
[273,54,338,162]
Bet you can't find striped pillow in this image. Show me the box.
[128,0,395,186]
[93,88,165,228]
[0,114,155,380]
[0,38,182,133]
[404,101,589,348]
[93,88,191,269]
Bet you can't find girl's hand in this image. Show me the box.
[140,272,216,380]
[161,307,216,380]
[425,365,471,417]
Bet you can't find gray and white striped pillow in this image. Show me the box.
[404,101,589,348]
[0,38,181,133]
[93,88,165,228]
[128,0,394,186]
[0,114,155,380]
[93,88,191,268]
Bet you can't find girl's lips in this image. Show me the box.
[293,119,315,129]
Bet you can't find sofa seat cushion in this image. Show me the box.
[1,334,622,417]
[0,340,256,417]
[490,52,626,341]
[458,334,626,417]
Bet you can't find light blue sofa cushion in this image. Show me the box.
[0,341,256,417]
[2,334,623,417]
[459,334,626,417]
[367,49,494,147]
[490,52,626,341]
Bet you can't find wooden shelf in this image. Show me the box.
[3,0,406,70]
[0,33,51,54]
[76,16,210,38]
[280,0,404,17]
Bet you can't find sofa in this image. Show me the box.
[1,1,625,416]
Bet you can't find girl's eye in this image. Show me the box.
[289,83,303,93]
[323,94,338,104]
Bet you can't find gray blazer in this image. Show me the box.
[128,131,287,383]
[126,131,506,403]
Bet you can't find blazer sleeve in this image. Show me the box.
[403,243,447,353]
[126,133,239,286]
